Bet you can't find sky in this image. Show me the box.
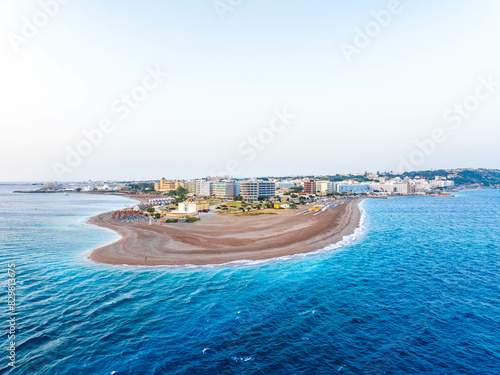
[1,0,499,181]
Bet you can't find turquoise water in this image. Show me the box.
[1,186,499,374]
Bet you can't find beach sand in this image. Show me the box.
[88,198,364,266]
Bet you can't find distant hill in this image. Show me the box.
[400,168,500,187]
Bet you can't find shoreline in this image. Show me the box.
[88,198,365,266]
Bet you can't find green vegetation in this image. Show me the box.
[238,212,277,216]
[215,200,270,214]
[147,207,155,213]
[289,186,303,193]
[176,186,188,196]
[128,182,155,193]
[164,217,199,223]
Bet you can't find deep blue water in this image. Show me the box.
[1,186,499,374]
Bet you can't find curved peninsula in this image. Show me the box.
[88,198,364,266]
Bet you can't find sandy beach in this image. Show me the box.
[88,198,364,266]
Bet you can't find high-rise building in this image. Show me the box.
[303,179,316,195]
[213,181,241,198]
[315,181,333,195]
[197,181,213,197]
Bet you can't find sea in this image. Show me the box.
[0,185,499,374]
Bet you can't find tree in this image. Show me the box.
[176,186,188,196]
[147,207,155,213]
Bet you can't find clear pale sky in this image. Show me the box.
[1,0,499,181]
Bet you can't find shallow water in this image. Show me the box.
[1,186,499,374]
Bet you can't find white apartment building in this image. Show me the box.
[337,183,372,194]
[196,181,213,197]
[369,183,412,195]
[435,180,455,188]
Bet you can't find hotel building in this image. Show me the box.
[213,181,241,199]
[196,181,213,197]
[240,181,276,202]
[315,181,334,195]
[154,178,185,192]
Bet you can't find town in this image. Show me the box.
[17,170,469,224]
[18,167,500,224]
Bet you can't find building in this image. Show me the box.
[315,181,333,195]
[240,181,276,202]
[274,203,290,209]
[148,197,175,205]
[154,178,185,192]
[435,180,455,188]
[240,181,259,201]
[337,183,372,194]
[369,183,411,195]
[186,181,198,194]
[39,181,63,191]
[303,179,316,195]
[176,199,209,214]
[197,181,213,197]
[213,181,240,199]
[257,181,276,200]
[278,181,295,189]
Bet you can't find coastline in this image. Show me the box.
[88,198,365,266]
